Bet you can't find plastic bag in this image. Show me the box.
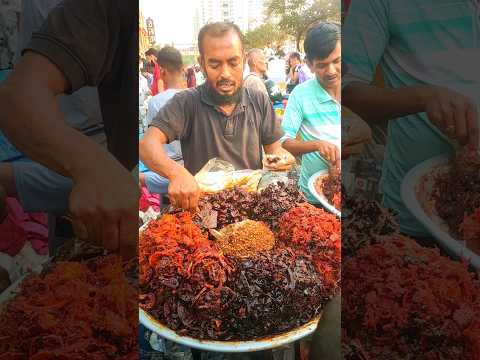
[195,158,235,193]
[195,158,263,193]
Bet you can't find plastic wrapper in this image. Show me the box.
[195,158,262,193]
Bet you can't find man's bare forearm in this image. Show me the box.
[0,55,112,180]
[342,81,429,123]
[140,127,190,180]
[282,139,318,157]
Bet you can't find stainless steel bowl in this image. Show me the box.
[140,309,319,353]
[139,220,320,352]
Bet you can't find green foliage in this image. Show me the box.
[265,0,340,50]
[182,54,197,66]
[244,22,287,50]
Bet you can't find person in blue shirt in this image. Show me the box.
[281,23,341,204]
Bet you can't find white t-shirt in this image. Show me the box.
[139,73,150,103]
[146,89,182,161]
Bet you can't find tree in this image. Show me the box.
[265,0,340,51]
[244,22,287,50]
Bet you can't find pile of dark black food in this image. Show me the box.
[342,190,399,258]
[223,247,327,339]
[251,181,307,231]
[195,187,258,229]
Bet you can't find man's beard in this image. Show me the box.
[206,81,242,106]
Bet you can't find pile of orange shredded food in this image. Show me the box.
[278,204,341,293]
[213,220,275,258]
[0,255,137,360]
[343,234,480,359]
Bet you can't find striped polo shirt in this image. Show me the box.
[281,78,341,203]
[343,0,480,236]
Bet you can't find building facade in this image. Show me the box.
[196,0,264,33]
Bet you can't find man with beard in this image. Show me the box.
[140,22,293,211]
[281,23,341,205]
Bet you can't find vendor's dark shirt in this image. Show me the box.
[150,83,284,174]
[23,0,138,170]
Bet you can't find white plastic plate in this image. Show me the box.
[401,154,480,269]
[308,169,341,218]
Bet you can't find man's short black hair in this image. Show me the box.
[289,52,302,61]
[304,22,340,62]
[198,22,244,56]
[145,48,157,57]
[157,46,183,72]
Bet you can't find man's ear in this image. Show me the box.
[198,55,207,77]
[307,59,315,73]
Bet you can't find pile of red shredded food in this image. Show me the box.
[433,153,480,246]
[278,204,341,293]
[316,174,341,210]
[139,212,234,339]
[0,255,138,359]
[140,211,335,340]
[343,234,480,360]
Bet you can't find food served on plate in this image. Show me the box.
[430,148,480,253]
[315,172,341,211]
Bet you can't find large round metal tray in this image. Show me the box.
[139,220,320,352]
[308,169,341,218]
[401,154,480,269]
[140,309,319,353]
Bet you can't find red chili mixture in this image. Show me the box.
[343,234,480,360]
[0,255,138,360]
[341,191,480,359]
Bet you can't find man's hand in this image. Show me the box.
[316,140,340,168]
[263,153,296,171]
[168,168,200,212]
[263,144,296,171]
[421,86,479,150]
[69,160,138,260]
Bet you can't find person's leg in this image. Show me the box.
[11,160,73,213]
[144,170,170,195]
[0,183,7,222]
[0,163,18,198]
[139,172,146,188]
[309,292,341,360]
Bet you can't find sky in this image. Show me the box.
[140,0,197,46]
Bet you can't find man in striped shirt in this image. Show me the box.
[343,0,480,238]
[281,23,341,204]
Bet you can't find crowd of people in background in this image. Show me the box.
[138,41,319,206]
